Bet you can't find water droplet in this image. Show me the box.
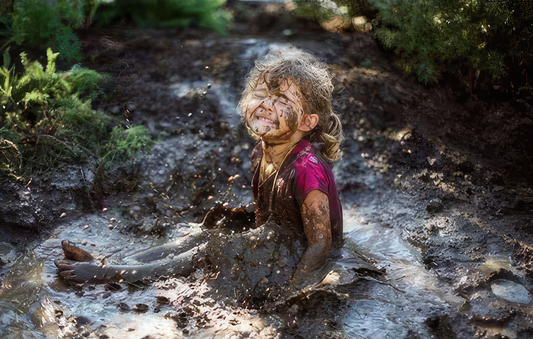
[188,113,192,117]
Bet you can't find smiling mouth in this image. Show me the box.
[257,116,275,124]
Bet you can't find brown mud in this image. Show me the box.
[1,5,533,339]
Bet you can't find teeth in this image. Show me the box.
[258,117,273,123]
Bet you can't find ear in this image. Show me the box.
[298,114,319,132]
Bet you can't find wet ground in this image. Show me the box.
[2,6,533,339]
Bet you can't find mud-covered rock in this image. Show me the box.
[468,291,515,323]
[0,182,42,230]
[0,242,18,267]
[491,279,532,304]
[426,198,444,213]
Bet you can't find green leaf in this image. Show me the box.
[45,48,59,75]
[3,46,10,69]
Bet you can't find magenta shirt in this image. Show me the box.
[251,140,343,246]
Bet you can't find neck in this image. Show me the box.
[262,138,301,168]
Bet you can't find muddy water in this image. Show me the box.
[1,214,217,338]
[341,204,464,338]
[0,199,467,338]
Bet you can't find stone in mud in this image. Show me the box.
[491,279,532,304]
[468,290,514,323]
[61,240,94,262]
[117,303,130,312]
[0,242,17,265]
[426,198,443,213]
[133,304,149,313]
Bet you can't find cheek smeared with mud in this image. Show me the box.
[244,100,270,136]
[282,106,299,132]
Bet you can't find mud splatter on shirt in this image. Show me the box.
[251,139,343,247]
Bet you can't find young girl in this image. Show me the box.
[55,48,343,300]
[239,47,344,282]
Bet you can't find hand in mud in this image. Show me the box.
[201,202,256,229]
[61,240,94,262]
[54,259,123,284]
[290,268,320,289]
[291,263,332,290]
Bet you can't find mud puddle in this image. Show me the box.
[0,194,469,339]
[0,213,263,338]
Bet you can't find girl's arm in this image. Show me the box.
[293,189,332,283]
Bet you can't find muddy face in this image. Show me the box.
[243,77,304,143]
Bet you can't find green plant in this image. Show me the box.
[360,59,373,69]
[93,0,231,34]
[371,0,510,84]
[1,48,89,129]
[0,48,152,192]
[4,0,231,66]
[0,136,22,180]
[334,0,373,17]
[294,0,337,24]
[10,0,87,63]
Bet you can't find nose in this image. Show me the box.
[259,96,275,114]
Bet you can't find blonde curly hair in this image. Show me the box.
[238,47,343,162]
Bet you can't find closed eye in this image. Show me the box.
[278,97,292,105]
[252,90,268,98]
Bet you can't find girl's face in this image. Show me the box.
[243,77,305,143]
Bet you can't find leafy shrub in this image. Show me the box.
[4,0,231,66]
[293,0,337,24]
[93,0,231,34]
[334,0,374,17]
[371,0,510,84]
[10,0,86,64]
[0,48,152,191]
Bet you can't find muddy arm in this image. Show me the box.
[128,226,204,263]
[292,190,332,284]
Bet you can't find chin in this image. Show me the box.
[260,132,293,144]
